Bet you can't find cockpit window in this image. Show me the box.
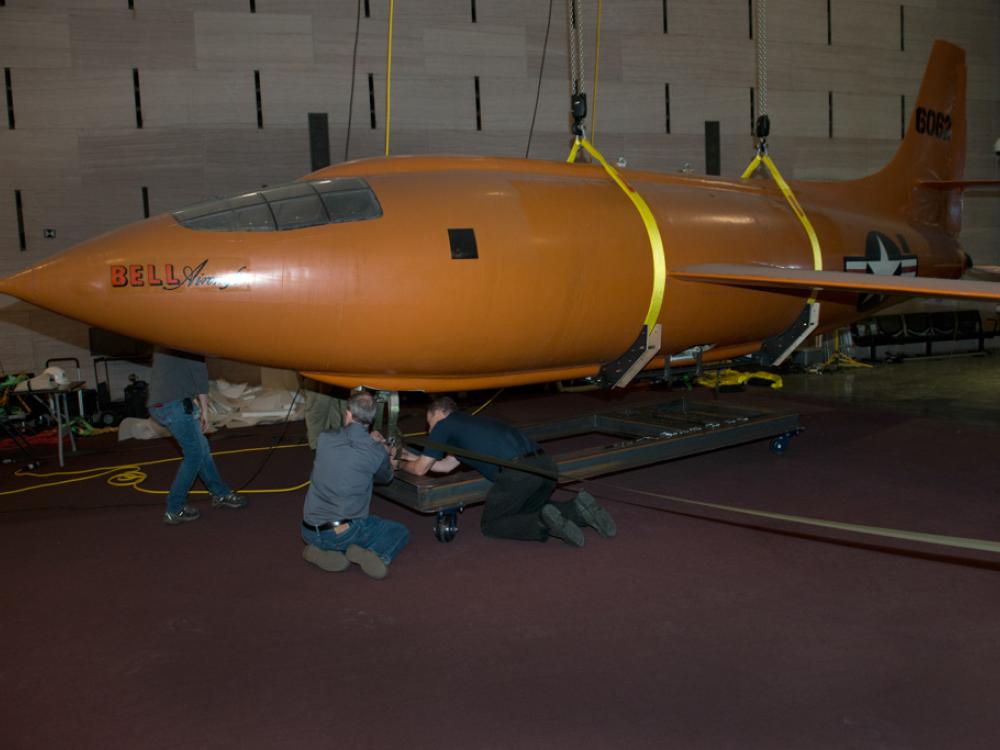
[172,178,382,232]
[265,184,327,231]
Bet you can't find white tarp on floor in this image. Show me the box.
[118,379,303,441]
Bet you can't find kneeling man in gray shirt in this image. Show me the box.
[301,390,408,579]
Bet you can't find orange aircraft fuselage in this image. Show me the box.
[0,40,995,392]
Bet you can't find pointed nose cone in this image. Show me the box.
[0,216,178,327]
[0,239,108,318]
[0,266,38,304]
[0,214,274,358]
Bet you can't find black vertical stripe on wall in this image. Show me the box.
[749,0,753,39]
[901,95,906,139]
[474,76,482,131]
[141,187,150,219]
[900,5,905,51]
[15,190,26,251]
[662,0,668,34]
[471,0,477,23]
[705,121,720,176]
[827,0,832,45]
[132,68,143,128]
[367,73,376,129]
[828,91,834,138]
[250,1,256,13]
[254,70,263,128]
[4,67,13,130]
[128,0,134,9]
[364,1,370,19]
[664,83,670,134]
[308,113,331,171]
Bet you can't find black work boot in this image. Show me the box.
[540,504,584,547]
[572,491,617,538]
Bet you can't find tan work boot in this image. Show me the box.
[302,544,350,572]
[346,544,389,579]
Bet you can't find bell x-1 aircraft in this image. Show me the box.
[1,40,997,392]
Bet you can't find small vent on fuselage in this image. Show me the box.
[448,228,478,260]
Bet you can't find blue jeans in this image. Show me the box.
[301,516,410,565]
[149,400,230,514]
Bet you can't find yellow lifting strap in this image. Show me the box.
[695,368,783,390]
[567,136,666,330]
[742,152,823,300]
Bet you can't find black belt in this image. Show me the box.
[149,397,194,413]
[497,448,545,476]
[302,519,352,533]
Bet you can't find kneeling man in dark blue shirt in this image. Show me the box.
[301,391,409,579]
[397,397,615,547]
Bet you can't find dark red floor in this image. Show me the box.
[1,386,998,749]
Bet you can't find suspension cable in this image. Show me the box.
[384,0,395,156]
[526,0,555,158]
[590,0,603,143]
[343,0,362,161]
[567,0,585,99]
[754,0,768,143]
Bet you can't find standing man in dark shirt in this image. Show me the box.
[301,391,408,579]
[396,397,616,546]
[147,347,247,525]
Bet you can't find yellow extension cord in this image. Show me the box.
[2,390,505,497]
[1,444,310,498]
[384,0,395,156]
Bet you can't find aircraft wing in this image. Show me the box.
[671,264,1000,302]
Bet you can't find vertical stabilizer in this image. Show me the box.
[865,40,966,233]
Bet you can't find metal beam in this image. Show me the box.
[377,398,801,514]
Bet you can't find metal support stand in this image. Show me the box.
[759,302,820,367]
[599,324,662,388]
[25,383,84,467]
[48,391,76,468]
[374,390,400,442]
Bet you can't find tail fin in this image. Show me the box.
[863,40,966,233]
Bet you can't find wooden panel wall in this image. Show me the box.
[0,0,997,381]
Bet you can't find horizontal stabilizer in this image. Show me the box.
[918,179,1000,191]
[963,265,1000,283]
[671,264,1000,302]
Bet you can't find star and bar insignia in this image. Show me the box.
[844,231,918,311]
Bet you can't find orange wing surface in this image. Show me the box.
[671,264,1000,302]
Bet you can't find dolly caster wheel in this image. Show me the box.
[769,429,800,455]
[433,508,462,543]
